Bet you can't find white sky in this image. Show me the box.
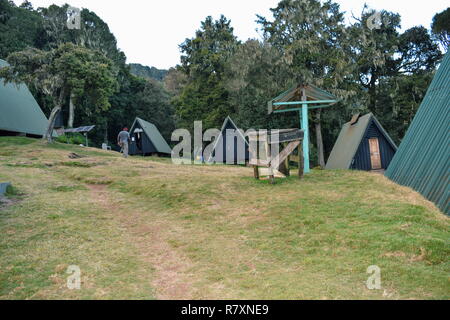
[13,0,449,69]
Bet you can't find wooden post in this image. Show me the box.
[284,142,290,177]
[253,166,260,179]
[298,141,304,179]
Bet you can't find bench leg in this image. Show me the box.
[253,166,260,180]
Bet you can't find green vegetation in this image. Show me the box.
[129,63,168,82]
[0,0,445,164]
[0,137,448,300]
[432,8,450,49]
[56,133,86,146]
[5,184,20,197]
[0,43,119,142]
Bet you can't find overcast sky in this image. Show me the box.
[13,0,449,69]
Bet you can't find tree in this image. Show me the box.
[19,0,32,10]
[347,7,402,112]
[396,26,442,74]
[0,0,43,59]
[225,39,294,130]
[37,4,126,127]
[432,8,450,50]
[175,15,238,131]
[257,0,351,167]
[0,43,118,142]
[164,67,187,97]
[376,72,434,144]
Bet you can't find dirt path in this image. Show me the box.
[87,184,196,300]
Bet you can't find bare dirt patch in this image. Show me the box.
[86,184,196,300]
[0,195,22,210]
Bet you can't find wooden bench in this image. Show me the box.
[248,129,304,184]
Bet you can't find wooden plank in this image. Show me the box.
[270,140,300,170]
[278,143,290,176]
[269,129,304,144]
[284,148,290,177]
[258,168,286,178]
[249,159,269,167]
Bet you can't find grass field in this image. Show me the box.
[0,137,448,300]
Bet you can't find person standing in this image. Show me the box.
[117,128,131,158]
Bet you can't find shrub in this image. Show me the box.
[56,133,87,146]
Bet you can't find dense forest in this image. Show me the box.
[0,0,448,166]
[129,63,168,82]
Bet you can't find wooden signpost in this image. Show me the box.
[249,129,304,184]
[267,84,339,174]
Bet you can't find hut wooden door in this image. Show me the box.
[369,138,382,170]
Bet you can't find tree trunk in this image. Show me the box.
[43,86,67,143]
[314,109,325,168]
[43,106,61,143]
[104,119,109,144]
[68,93,75,128]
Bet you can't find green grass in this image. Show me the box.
[0,137,448,300]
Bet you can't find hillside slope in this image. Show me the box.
[0,137,448,300]
[129,63,168,81]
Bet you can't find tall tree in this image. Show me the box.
[225,39,294,130]
[164,66,187,97]
[347,7,402,112]
[431,8,450,51]
[175,15,238,131]
[0,43,118,142]
[348,8,441,143]
[0,0,43,59]
[37,4,126,127]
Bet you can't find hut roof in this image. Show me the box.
[386,52,450,215]
[0,59,50,136]
[268,84,338,114]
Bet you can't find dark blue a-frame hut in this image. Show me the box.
[326,113,397,171]
[207,116,249,165]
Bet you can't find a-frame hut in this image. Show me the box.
[207,116,249,165]
[326,113,397,171]
[0,59,51,138]
[386,52,450,215]
[129,117,171,156]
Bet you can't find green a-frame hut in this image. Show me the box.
[129,117,171,157]
[0,59,51,138]
[385,52,450,215]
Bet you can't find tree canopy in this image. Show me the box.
[0,0,445,163]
